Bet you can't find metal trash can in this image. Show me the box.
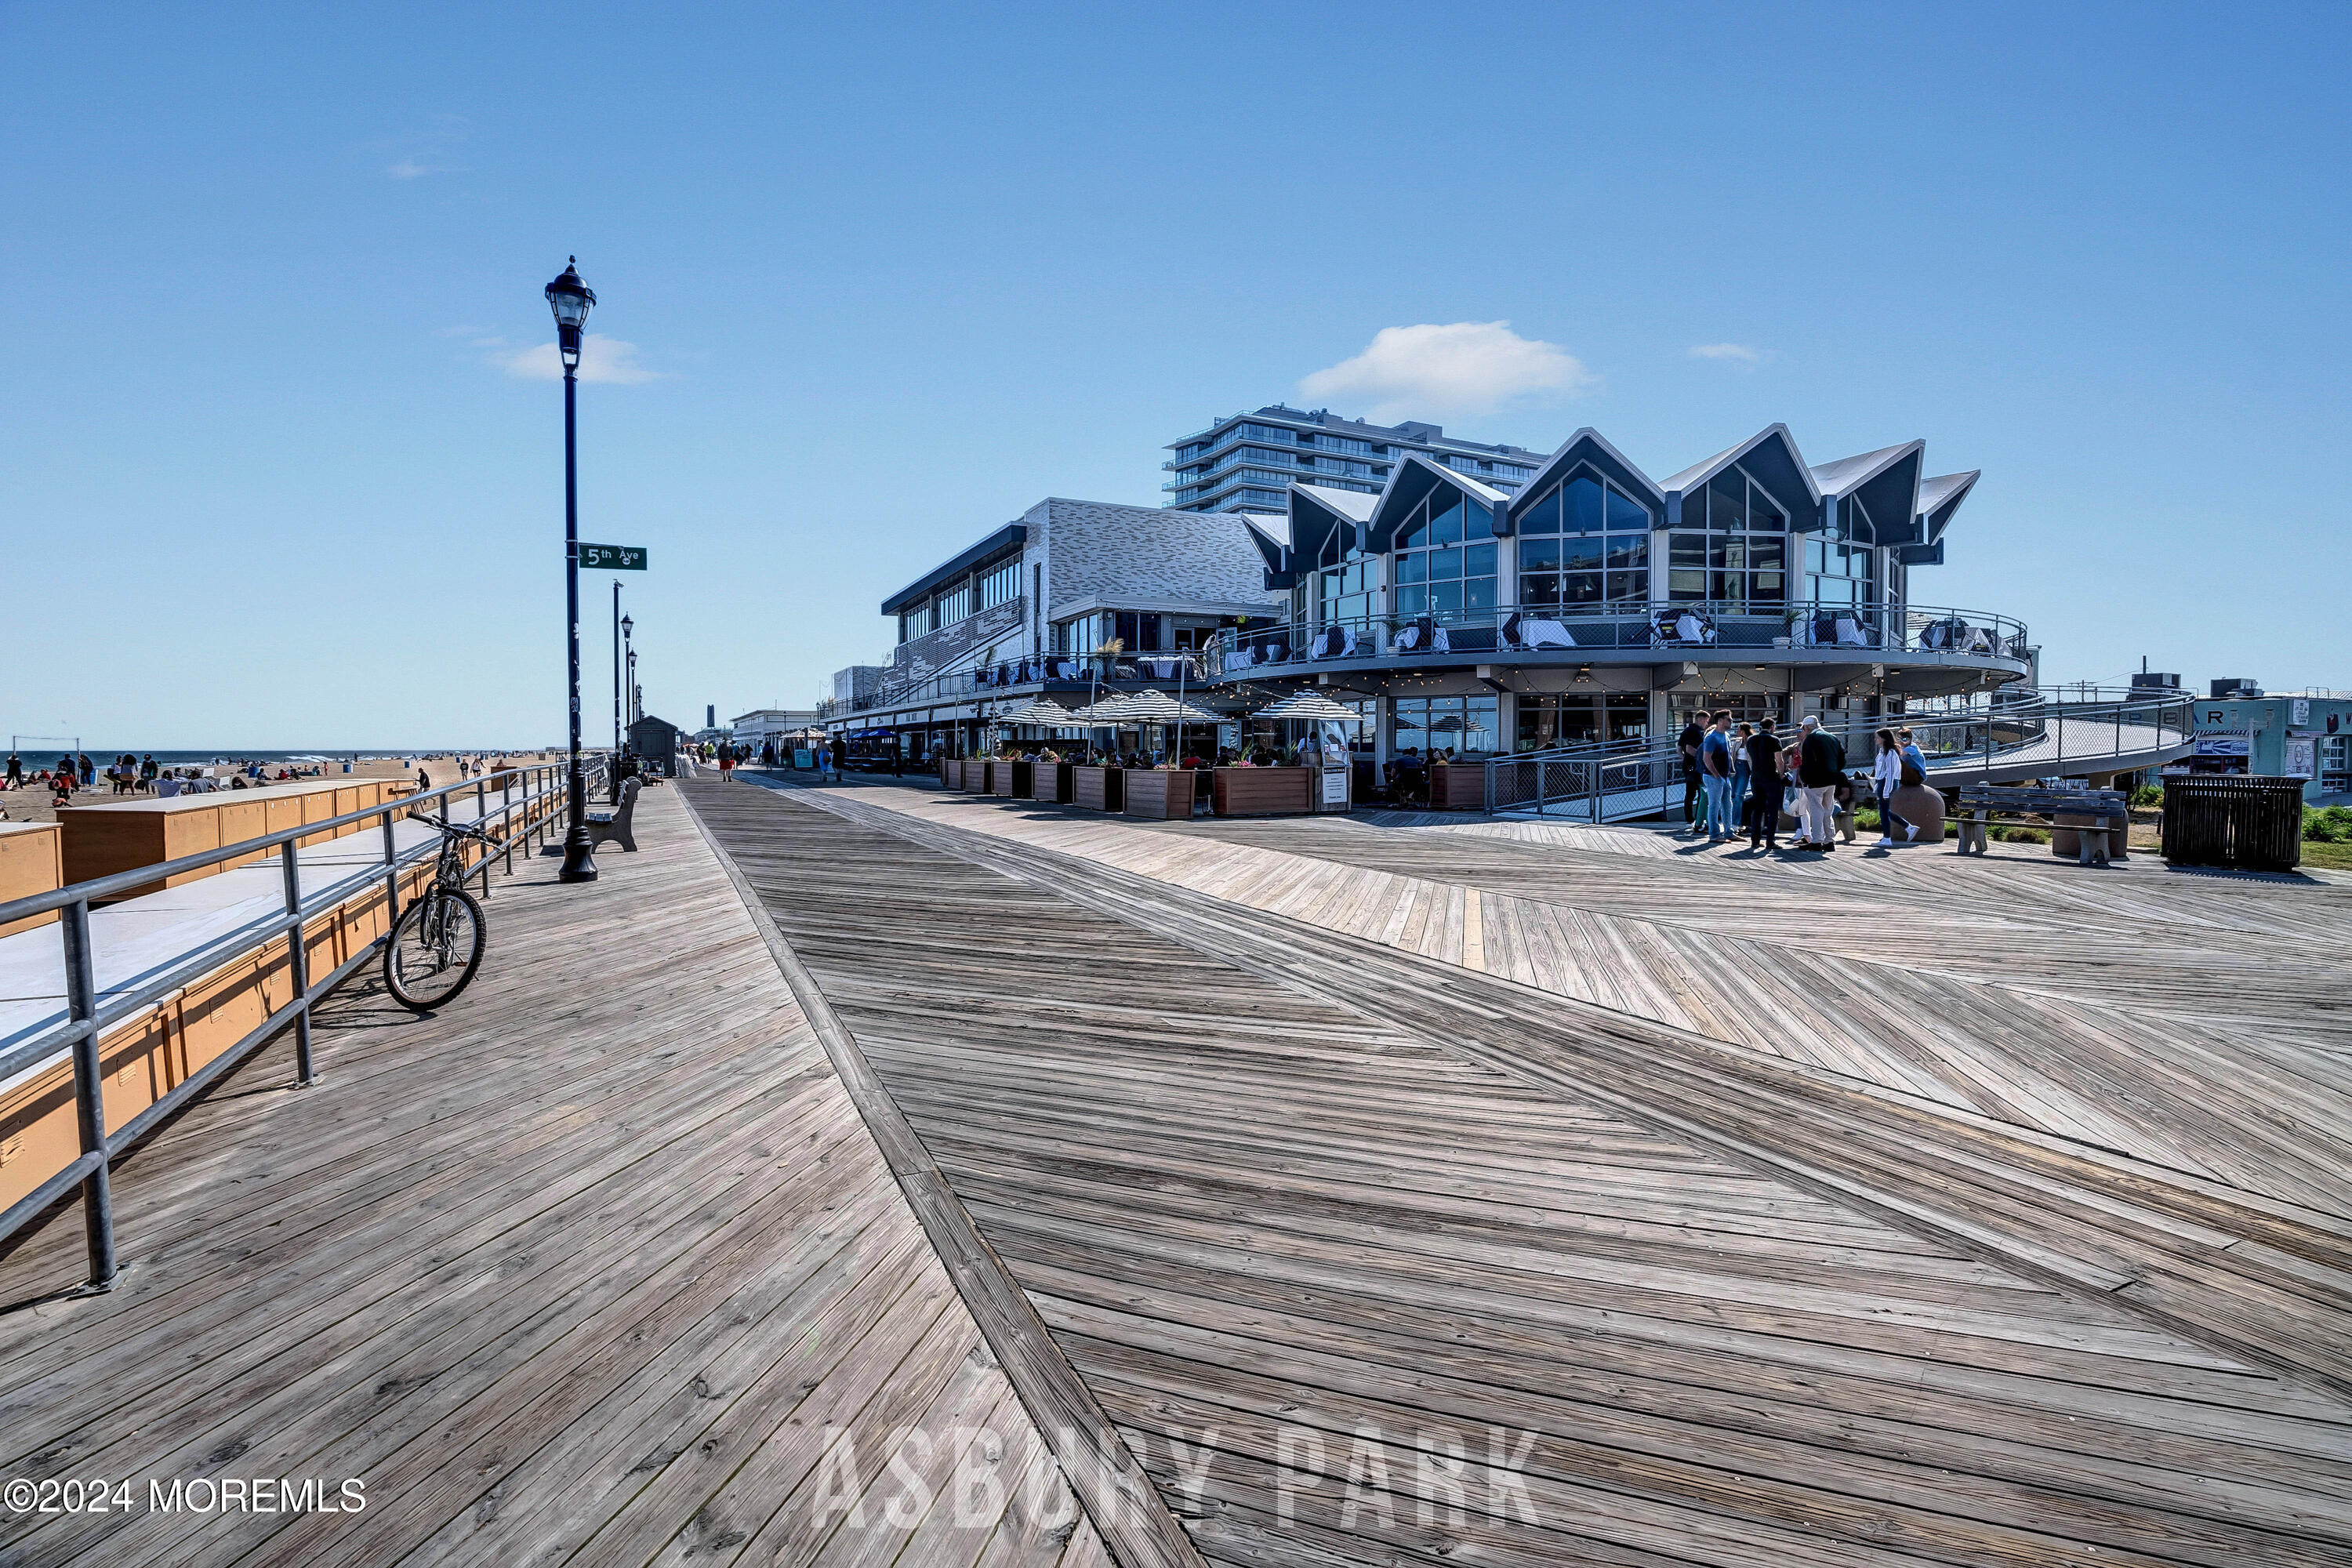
[2161,775,2305,870]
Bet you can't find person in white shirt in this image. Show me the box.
[1871,729,1904,846]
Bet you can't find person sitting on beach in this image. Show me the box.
[51,768,75,807]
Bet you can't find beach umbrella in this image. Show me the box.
[1250,691,1363,724]
[993,699,1076,728]
[1114,689,1224,724]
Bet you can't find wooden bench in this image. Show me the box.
[586,776,640,852]
[1955,785,2128,865]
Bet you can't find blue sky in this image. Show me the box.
[4,2,2347,748]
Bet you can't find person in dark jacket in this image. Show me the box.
[1744,718,1784,850]
[1794,717,1846,850]
[1677,717,1706,833]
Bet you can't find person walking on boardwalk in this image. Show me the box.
[1744,717,1784,850]
[1731,722,1755,835]
[1677,713,1705,834]
[1794,717,1846,851]
[717,741,735,782]
[1898,727,1928,781]
[1871,728,1904,847]
[1700,711,1736,843]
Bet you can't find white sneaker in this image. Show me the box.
[1876,835,1893,846]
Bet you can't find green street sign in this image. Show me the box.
[580,543,648,570]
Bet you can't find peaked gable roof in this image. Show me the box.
[1809,441,1924,546]
[1501,429,1665,535]
[1364,453,1508,554]
[1916,470,1980,543]
[1657,425,1822,524]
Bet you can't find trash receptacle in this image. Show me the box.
[2161,775,2305,870]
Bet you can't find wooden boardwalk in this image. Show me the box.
[0,786,1110,1568]
[691,777,2352,1568]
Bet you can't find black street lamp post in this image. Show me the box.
[547,258,598,883]
[611,592,627,801]
[623,617,637,725]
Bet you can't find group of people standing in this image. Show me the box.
[1681,714,1931,853]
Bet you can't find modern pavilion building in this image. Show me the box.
[821,423,2029,770]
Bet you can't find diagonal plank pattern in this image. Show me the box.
[783,781,2352,1403]
[812,784,2352,1220]
[0,786,1108,1568]
[691,779,2352,1568]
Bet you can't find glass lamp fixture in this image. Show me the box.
[544,258,596,370]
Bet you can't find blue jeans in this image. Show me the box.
[1701,775,1733,838]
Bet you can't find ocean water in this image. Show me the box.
[13,749,491,766]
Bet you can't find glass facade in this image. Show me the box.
[1394,695,1499,757]
[1515,693,1652,750]
[1807,497,1879,608]
[1390,485,1497,619]
[1319,558,1376,630]
[1515,469,1652,608]
[978,557,1022,611]
[1051,610,1162,654]
[1668,464,1789,608]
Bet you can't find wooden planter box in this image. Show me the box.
[1213,767,1314,817]
[993,760,1028,798]
[1024,761,1072,804]
[978,760,996,794]
[1427,763,1487,811]
[1123,768,1195,820]
[938,757,957,789]
[0,822,63,938]
[1073,766,1123,811]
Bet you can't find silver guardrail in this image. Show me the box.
[0,757,604,1293]
[1484,697,2192,818]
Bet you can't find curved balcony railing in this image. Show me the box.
[1211,600,2030,676]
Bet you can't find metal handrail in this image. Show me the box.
[1483,696,2193,818]
[1211,599,2032,670]
[0,757,602,1293]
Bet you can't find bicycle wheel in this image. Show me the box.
[382,887,486,1011]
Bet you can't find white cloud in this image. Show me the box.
[374,115,468,180]
[494,334,666,385]
[1298,321,1595,423]
[1689,342,1761,363]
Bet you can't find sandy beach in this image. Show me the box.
[0,753,560,827]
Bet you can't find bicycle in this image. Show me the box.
[382,808,490,1011]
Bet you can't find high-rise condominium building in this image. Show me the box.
[1163,404,1544,514]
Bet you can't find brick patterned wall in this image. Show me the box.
[1034,499,1281,619]
[887,597,1026,682]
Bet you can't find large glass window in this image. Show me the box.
[1319,558,1375,631]
[1050,610,1160,654]
[1668,463,1788,608]
[1390,485,1497,619]
[978,558,1022,611]
[1515,468,1652,608]
[1393,695,1499,758]
[935,583,972,626]
[1515,694,1652,750]
[1806,497,1878,608]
